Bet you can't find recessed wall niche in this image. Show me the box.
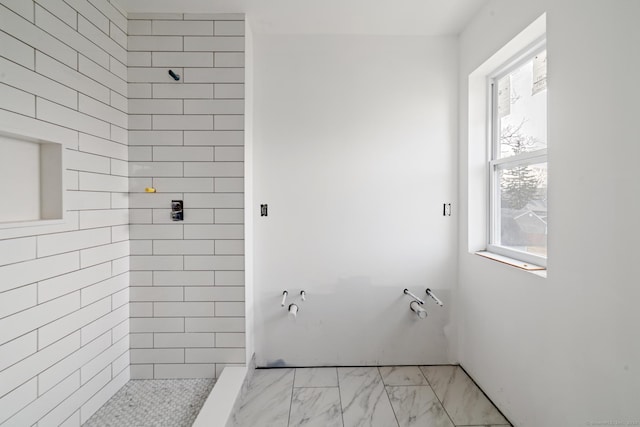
[0,133,63,227]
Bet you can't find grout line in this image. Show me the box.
[287,369,296,427]
[420,365,457,426]
[458,364,513,426]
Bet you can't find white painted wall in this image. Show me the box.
[458,1,640,425]
[253,34,458,366]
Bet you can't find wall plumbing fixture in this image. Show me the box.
[425,288,444,307]
[281,290,288,307]
[410,301,428,319]
[300,290,306,301]
[403,288,425,305]
[288,303,299,319]
[168,69,180,81]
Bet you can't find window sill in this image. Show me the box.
[475,251,546,277]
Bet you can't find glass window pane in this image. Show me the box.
[497,50,547,158]
[496,162,547,257]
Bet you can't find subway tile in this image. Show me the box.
[128,67,185,83]
[0,57,77,109]
[185,348,244,364]
[154,364,215,379]
[80,335,128,384]
[215,301,245,317]
[111,158,128,176]
[129,193,183,209]
[38,263,111,303]
[111,343,130,376]
[77,15,126,64]
[184,99,244,114]
[153,333,214,348]
[215,240,244,255]
[184,162,244,178]
[130,317,184,333]
[152,177,214,192]
[153,239,215,255]
[130,286,183,302]
[112,256,130,276]
[111,224,130,243]
[79,94,128,129]
[130,224,183,239]
[216,333,245,348]
[0,284,37,320]
[184,13,244,21]
[214,21,245,36]
[80,368,128,424]
[0,110,78,150]
[130,255,184,271]
[0,83,35,116]
[130,348,184,364]
[130,162,183,177]
[129,99,183,115]
[152,115,214,131]
[183,224,243,240]
[0,237,36,267]
[110,55,128,82]
[79,172,128,192]
[130,364,153,379]
[129,130,183,146]
[153,271,214,286]
[183,193,244,209]
[153,146,214,161]
[215,271,244,286]
[130,332,153,347]
[152,208,214,224]
[38,99,110,139]
[0,30,35,69]
[154,302,215,317]
[153,20,213,35]
[128,51,151,66]
[79,209,129,229]
[63,0,108,33]
[184,37,244,52]
[35,5,109,68]
[38,297,111,349]
[0,332,37,372]
[215,52,245,67]
[185,317,245,333]
[110,91,128,114]
[153,52,214,67]
[80,304,128,345]
[216,146,244,161]
[37,228,111,258]
[1,0,34,21]
[153,83,214,99]
[79,55,127,97]
[0,251,79,294]
[185,130,244,146]
[128,36,183,51]
[184,286,244,302]
[129,146,153,161]
[67,170,80,190]
[67,149,111,174]
[79,133,128,160]
[87,0,127,33]
[215,84,244,99]
[130,271,152,286]
[0,5,77,68]
[110,124,128,144]
[184,255,244,270]
[184,68,244,83]
[215,115,244,130]
[128,19,151,35]
[130,177,152,193]
[0,331,79,398]
[129,83,152,99]
[81,273,129,306]
[112,286,128,309]
[38,332,110,395]
[110,21,127,48]
[129,302,151,318]
[215,209,244,224]
[130,211,153,225]
[129,13,183,20]
[0,378,37,425]
[129,114,152,130]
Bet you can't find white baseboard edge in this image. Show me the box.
[192,367,248,427]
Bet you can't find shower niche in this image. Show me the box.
[0,133,64,228]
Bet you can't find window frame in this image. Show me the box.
[487,39,548,268]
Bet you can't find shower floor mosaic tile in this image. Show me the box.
[230,365,512,427]
[84,378,215,427]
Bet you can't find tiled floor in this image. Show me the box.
[230,365,511,427]
[84,378,215,427]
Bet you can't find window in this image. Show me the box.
[488,42,547,267]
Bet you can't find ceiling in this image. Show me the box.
[113,0,489,35]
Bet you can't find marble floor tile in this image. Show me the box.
[386,385,454,427]
[289,387,343,427]
[420,366,508,426]
[337,367,398,427]
[230,368,295,427]
[295,367,339,388]
[379,366,429,386]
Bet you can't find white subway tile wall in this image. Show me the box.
[127,13,245,380]
[0,2,130,427]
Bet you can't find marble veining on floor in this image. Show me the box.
[229,365,511,427]
[84,378,215,427]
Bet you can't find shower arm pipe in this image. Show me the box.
[426,288,444,307]
[300,290,306,301]
[281,290,288,307]
[404,289,425,305]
